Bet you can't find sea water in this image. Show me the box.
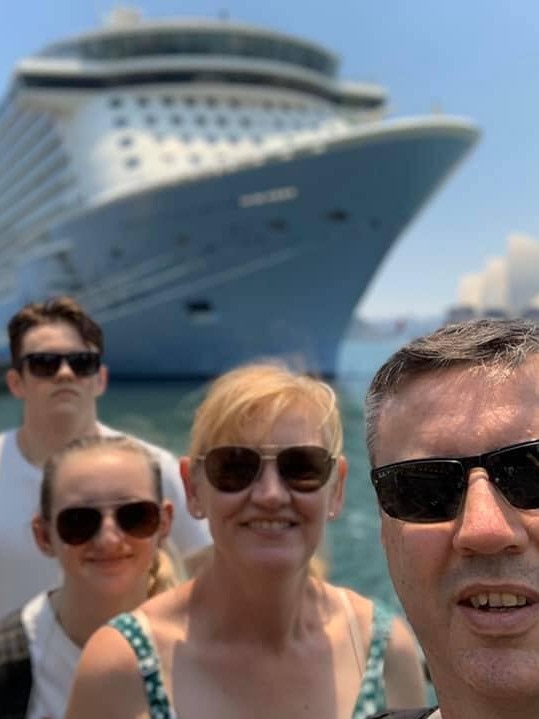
[0,338,405,605]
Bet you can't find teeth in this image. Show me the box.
[469,592,528,609]
[249,520,291,531]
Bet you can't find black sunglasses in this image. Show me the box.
[371,439,539,523]
[17,352,101,378]
[198,445,336,493]
[55,500,161,545]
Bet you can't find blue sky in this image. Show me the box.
[1,1,536,318]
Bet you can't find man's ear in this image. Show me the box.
[180,456,205,519]
[95,363,108,398]
[5,367,25,400]
[31,515,56,557]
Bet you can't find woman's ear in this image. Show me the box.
[158,500,174,542]
[180,456,205,519]
[31,515,56,557]
[328,455,347,520]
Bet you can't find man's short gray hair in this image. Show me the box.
[364,318,539,464]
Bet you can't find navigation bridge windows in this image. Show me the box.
[40,27,337,78]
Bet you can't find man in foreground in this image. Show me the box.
[365,318,539,719]
[0,296,210,618]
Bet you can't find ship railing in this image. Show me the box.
[0,112,52,167]
[0,190,80,253]
[0,146,69,218]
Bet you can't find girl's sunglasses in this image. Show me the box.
[371,439,539,523]
[197,445,336,493]
[55,500,161,545]
[17,352,101,378]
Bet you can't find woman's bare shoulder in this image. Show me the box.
[140,581,192,639]
[328,584,376,630]
[64,625,148,719]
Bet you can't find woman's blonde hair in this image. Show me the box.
[41,435,180,594]
[188,361,343,460]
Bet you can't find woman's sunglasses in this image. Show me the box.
[55,500,161,545]
[17,352,101,378]
[197,445,336,493]
[371,439,539,523]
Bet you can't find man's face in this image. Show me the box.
[374,359,539,701]
[8,321,107,423]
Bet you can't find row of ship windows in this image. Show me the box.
[108,95,314,112]
[112,114,324,130]
[106,210,354,259]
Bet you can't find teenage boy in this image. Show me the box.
[0,296,210,618]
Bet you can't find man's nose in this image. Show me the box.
[452,469,529,556]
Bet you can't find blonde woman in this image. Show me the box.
[0,435,178,719]
[66,363,426,719]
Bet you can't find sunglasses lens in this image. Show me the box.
[278,446,333,492]
[26,353,62,377]
[22,352,101,378]
[56,507,102,545]
[490,445,539,510]
[67,352,101,377]
[116,501,161,538]
[204,447,260,492]
[373,461,465,523]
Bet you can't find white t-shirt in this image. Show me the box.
[0,424,210,619]
[22,591,80,719]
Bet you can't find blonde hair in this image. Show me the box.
[189,361,343,461]
[41,435,180,594]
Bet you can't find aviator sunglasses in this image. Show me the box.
[55,500,161,545]
[371,439,539,523]
[198,445,336,493]
[17,352,101,378]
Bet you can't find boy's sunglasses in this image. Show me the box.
[198,445,336,493]
[371,439,539,523]
[56,500,161,545]
[17,352,101,378]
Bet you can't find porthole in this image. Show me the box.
[118,136,133,148]
[114,117,128,128]
[328,209,349,223]
[125,156,140,169]
[269,218,287,232]
[109,97,123,108]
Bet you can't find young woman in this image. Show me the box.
[0,435,177,719]
[65,363,427,719]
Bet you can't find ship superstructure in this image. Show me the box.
[0,9,479,376]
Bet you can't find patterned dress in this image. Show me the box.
[110,598,396,719]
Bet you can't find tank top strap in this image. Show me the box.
[108,611,176,719]
[353,599,395,719]
[337,587,366,676]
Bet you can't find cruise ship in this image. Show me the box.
[0,8,478,377]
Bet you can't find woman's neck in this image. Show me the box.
[193,560,326,650]
[50,582,148,648]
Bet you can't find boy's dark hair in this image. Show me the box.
[8,296,103,365]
